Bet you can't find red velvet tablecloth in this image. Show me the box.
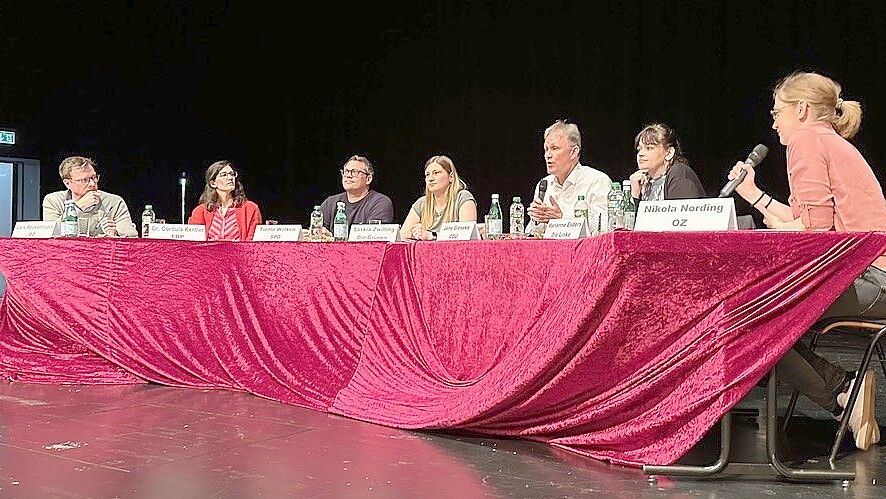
[1,232,884,466]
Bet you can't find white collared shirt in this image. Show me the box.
[526,163,613,232]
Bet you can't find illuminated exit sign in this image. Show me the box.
[0,131,14,145]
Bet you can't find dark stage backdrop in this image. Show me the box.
[1,1,884,226]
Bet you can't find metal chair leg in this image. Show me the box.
[809,330,822,351]
[828,325,886,466]
[767,367,854,481]
[643,413,731,477]
[782,390,801,432]
[875,341,886,381]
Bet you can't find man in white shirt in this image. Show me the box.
[527,120,612,234]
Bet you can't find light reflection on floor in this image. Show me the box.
[1,330,884,498]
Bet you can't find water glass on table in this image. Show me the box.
[99,217,117,237]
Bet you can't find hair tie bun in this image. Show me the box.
[836,98,844,110]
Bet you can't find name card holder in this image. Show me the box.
[146,223,207,241]
[437,222,480,241]
[348,224,401,242]
[543,218,590,239]
[11,221,57,239]
[634,198,737,231]
[253,224,303,242]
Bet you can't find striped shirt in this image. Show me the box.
[208,207,241,241]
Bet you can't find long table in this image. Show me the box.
[1,232,884,466]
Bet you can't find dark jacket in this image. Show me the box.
[636,161,706,202]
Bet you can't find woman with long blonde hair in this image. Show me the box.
[729,71,886,450]
[400,155,477,240]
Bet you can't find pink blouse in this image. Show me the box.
[207,207,241,241]
[786,121,886,268]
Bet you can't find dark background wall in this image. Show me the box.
[1,1,884,225]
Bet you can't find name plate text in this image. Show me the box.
[543,218,589,239]
[634,198,737,231]
[348,224,400,242]
[437,222,480,241]
[12,221,56,239]
[253,224,303,241]
[146,224,207,241]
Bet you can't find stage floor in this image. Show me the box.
[1,332,884,498]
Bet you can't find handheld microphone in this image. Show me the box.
[719,144,769,198]
[179,172,187,223]
[536,179,548,203]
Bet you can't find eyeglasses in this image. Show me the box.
[217,171,238,179]
[340,168,369,177]
[68,174,100,185]
[770,103,795,119]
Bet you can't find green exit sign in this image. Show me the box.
[0,131,15,145]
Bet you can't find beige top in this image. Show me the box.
[42,189,139,237]
[410,190,476,232]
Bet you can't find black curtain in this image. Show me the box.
[1,1,884,225]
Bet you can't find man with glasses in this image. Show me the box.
[319,155,394,231]
[42,156,138,237]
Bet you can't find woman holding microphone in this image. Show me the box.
[729,71,886,450]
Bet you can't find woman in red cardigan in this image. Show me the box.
[188,160,262,241]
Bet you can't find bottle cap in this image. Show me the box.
[491,194,499,200]
[577,195,585,200]
[314,205,321,210]
[145,204,153,210]
[512,196,521,203]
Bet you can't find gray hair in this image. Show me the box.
[544,120,581,149]
[346,155,374,176]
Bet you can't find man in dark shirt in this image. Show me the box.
[319,155,394,230]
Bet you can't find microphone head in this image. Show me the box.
[179,171,187,186]
[538,179,548,199]
[747,144,769,167]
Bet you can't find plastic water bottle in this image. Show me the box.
[574,194,589,221]
[509,196,524,236]
[333,201,348,241]
[607,181,624,231]
[487,194,503,239]
[310,205,323,241]
[62,200,79,237]
[141,205,155,238]
[622,180,637,230]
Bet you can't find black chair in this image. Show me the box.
[782,317,886,466]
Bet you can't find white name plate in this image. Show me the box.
[12,221,57,238]
[253,224,303,242]
[634,198,737,231]
[543,218,589,239]
[348,224,400,242]
[146,223,207,241]
[438,222,480,241]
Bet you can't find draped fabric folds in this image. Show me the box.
[1,232,884,466]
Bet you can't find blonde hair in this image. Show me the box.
[58,156,95,179]
[421,155,466,228]
[774,71,862,139]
